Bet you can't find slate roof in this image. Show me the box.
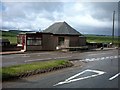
[43,21,82,35]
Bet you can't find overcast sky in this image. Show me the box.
[0,1,119,35]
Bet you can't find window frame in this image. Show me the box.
[27,36,42,46]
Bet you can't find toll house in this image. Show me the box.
[17,22,86,51]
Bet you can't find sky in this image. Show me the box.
[0,0,119,36]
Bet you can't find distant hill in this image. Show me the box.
[0,30,35,37]
[84,33,120,37]
[9,30,34,34]
[0,30,36,44]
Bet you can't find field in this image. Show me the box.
[85,34,119,44]
[0,31,120,45]
[0,31,17,44]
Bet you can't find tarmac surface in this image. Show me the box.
[1,48,117,67]
[2,49,120,89]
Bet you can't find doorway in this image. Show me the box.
[58,37,64,46]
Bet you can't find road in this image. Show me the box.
[1,49,118,67]
[1,51,78,67]
[2,49,120,89]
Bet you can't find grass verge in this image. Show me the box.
[1,60,73,81]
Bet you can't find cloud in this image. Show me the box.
[1,2,63,30]
[1,2,118,35]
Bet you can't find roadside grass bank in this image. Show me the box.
[1,60,73,81]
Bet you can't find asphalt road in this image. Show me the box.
[1,49,118,67]
[2,49,120,89]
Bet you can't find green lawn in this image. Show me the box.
[1,60,72,80]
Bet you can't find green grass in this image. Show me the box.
[2,36,17,44]
[1,60,71,79]
[84,35,120,45]
[1,31,17,37]
[0,31,17,44]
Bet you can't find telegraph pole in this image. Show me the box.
[112,11,115,45]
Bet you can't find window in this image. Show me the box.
[27,36,42,46]
[58,37,64,45]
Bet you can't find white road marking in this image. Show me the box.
[22,56,30,57]
[94,58,100,61]
[105,57,110,59]
[114,56,118,58]
[54,56,72,59]
[101,57,105,60]
[109,73,120,80]
[24,58,52,62]
[85,58,90,61]
[36,52,52,55]
[90,58,96,61]
[109,56,114,59]
[53,69,106,86]
[78,55,119,62]
[88,53,106,56]
[24,56,72,62]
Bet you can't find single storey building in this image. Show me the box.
[17,22,86,51]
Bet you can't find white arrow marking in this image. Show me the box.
[53,69,106,86]
[109,73,120,80]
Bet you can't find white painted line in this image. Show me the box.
[54,56,72,59]
[114,56,118,58]
[83,56,118,62]
[73,55,118,63]
[95,58,100,61]
[22,56,30,57]
[24,58,52,62]
[24,56,72,62]
[101,57,105,60]
[105,57,110,59]
[109,56,114,59]
[31,52,51,55]
[90,58,96,61]
[85,59,90,61]
[88,53,106,56]
[37,55,41,56]
[109,73,120,80]
[53,69,105,86]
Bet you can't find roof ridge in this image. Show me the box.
[62,22,70,34]
[44,21,81,35]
